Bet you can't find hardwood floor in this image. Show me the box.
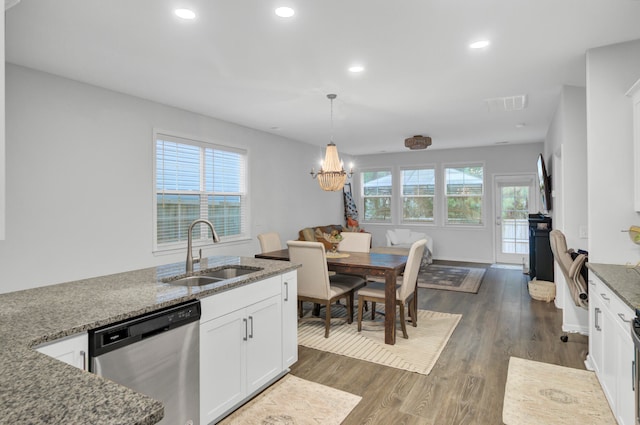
[289,263,589,425]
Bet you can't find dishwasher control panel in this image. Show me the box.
[89,300,201,357]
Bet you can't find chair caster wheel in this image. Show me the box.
[560,335,568,342]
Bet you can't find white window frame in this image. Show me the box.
[400,166,436,224]
[443,162,485,227]
[153,131,249,253]
[360,168,393,223]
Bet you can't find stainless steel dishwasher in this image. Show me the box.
[89,300,201,425]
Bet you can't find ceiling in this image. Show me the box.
[5,1,640,156]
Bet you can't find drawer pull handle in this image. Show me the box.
[588,280,595,286]
[595,307,601,331]
[600,293,610,301]
[618,313,631,323]
[284,281,289,301]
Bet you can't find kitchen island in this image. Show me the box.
[0,256,299,425]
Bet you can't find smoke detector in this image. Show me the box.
[404,135,432,150]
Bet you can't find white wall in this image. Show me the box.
[353,142,544,263]
[0,65,344,293]
[0,11,5,240]
[586,39,640,264]
[545,85,589,334]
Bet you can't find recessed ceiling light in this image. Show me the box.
[515,123,526,128]
[349,65,365,73]
[275,7,295,18]
[469,40,490,49]
[175,9,196,20]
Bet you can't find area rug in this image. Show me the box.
[298,306,461,375]
[417,264,486,293]
[503,357,616,425]
[219,374,361,425]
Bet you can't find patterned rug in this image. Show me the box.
[503,357,616,425]
[298,305,461,375]
[417,264,486,293]
[219,374,361,425]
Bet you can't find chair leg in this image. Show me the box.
[324,302,331,338]
[398,303,409,339]
[357,297,364,332]
[298,301,303,318]
[346,292,354,324]
[409,299,417,327]
[371,302,376,320]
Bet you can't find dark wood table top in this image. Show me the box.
[255,249,408,276]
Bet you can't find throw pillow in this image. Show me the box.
[301,227,316,242]
[395,228,411,243]
[314,228,333,250]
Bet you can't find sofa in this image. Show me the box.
[382,228,433,268]
[297,224,345,251]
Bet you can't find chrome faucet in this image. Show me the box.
[186,219,220,274]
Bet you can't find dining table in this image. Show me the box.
[255,249,408,345]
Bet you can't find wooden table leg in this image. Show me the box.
[384,270,397,345]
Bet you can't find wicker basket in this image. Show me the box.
[528,279,556,302]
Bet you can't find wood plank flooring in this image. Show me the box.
[289,263,589,425]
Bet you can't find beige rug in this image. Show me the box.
[417,264,486,293]
[298,306,461,375]
[503,357,616,425]
[219,374,361,425]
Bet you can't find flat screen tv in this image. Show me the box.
[537,153,552,212]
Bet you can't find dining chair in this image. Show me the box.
[356,238,427,339]
[337,232,371,253]
[287,240,367,337]
[257,232,282,253]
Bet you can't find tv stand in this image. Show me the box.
[528,214,554,281]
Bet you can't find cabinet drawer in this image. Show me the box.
[200,276,281,323]
[610,291,634,332]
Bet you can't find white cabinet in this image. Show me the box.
[282,271,298,367]
[626,77,640,212]
[35,333,88,370]
[589,275,635,425]
[199,274,297,425]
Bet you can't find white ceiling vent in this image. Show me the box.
[484,95,528,112]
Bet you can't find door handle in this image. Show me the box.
[80,350,86,371]
[284,281,289,301]
[248,316,254,339]
[595,307,601,331]
[496,216,501,226]
[243,318,248,341]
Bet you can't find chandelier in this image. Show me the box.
[310,94,353,191]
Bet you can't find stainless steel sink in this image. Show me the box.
[164,266,262,286]
[201,266,259,280]
[167,275,222,286]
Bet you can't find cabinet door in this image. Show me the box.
[36,333,87,370]
[200,309,247,425]
[246,295,282,394]
[282,271,298,368]
[601,305,618,407]
[589,285,604,375]
[616,322,636,425]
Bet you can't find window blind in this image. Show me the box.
[155,133,247,250]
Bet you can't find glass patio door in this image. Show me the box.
[494,176,535,265]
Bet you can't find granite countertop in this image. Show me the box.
[0,255,299,425]
[587,262,640,310]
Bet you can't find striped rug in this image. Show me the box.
[298,306,461,375]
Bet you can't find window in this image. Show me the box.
[154,133,247,250]
[444,164,483,225]
[401,168,435,223]
[361,170,392,222]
